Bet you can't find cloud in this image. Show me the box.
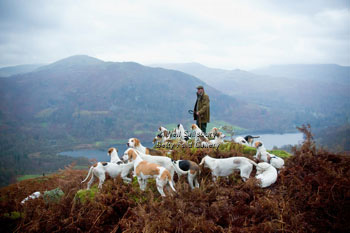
[0,0,349,69]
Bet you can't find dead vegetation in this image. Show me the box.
[1,125,349,232]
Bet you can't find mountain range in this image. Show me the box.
[151,62,350,130]
[0,55,282,154]
[1,56,349,154]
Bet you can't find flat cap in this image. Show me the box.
[196,85,204,89]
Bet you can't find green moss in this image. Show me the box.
[43,188,64,204]
[75,185,98,204]
[3,211,22,220]
[268,150,291,158]
[242,145,257,155]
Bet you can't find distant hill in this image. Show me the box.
[252,64,350,84]
[152,63,350,130]
[0,64,44,77]
[1,55,287,155]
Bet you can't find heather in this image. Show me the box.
[1,125,349,232]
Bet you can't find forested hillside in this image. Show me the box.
[0,55,278,186]
[154,63,350,131]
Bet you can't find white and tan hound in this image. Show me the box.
[127,137,165,156]
[107,147,123,164]
[191,124,209,146]
[123,148,176,197]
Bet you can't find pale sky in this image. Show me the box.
[0,0,349,69]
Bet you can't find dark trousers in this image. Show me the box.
[196,121,207,134]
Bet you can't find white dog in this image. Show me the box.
[234,136,250,146]
[199,155,256,182]
[127,137,165,156]
[207,127,220,139]
[21,191,41,204]
[107,147,123,164]
[171,159,200,189]
[123,148,176,197]
[255,162,278,188]
[123,147,175,181]
[254,141,284,169]
[201,132,225,148]
[235,135,260,147]
[81,161,133,189]
[191,124,209,146]
[175,124,190,143]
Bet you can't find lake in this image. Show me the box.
[59,133,304,162]
[59,142,154,162]
[232,132,304,150]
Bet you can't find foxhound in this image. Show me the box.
[254,141,285,169]
[191,124,209,146]
[207,127,220,139]
[107,147,123,164]
[201,132,225,148]
[234,136,250,146]
[123,147,175,181]
[199,155,256,182]
[235,135,260,147]
[171,159,200,189]
[175,124,190,143]
[123,148,176,197]
[21,191,41,204]
[81,161,133,189]
[127,137,165,156]
[255,162,278,188]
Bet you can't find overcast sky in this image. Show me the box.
[0,0,349,69]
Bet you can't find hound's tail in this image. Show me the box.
[81,165,94,183]
[199,156,207,166]
[246,158,258,167]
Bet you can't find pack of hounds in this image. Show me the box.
[79,124,285,197]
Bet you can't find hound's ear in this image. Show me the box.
[164,130,169,138]
[255,141,262,147]
[108,148,113,155]
[134,138,140,147]
[128,149,137,161]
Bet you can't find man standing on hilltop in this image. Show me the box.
[193,85,210,133]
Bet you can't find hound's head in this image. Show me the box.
[123,148,139,162]
[107,147,118,156]
[211,127,219,133]
[245,135,257,144]
[177,124,185,131]
[255,141,263,148]
[127,138,140,148]
[153,133,163,144]
[158,126,168,132]
[216,132,225,139]
[191,124,198,130]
